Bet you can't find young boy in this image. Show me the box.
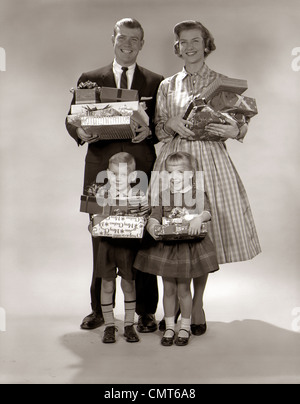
[91,152,149,344]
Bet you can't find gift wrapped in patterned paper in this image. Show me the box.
[208,91,258,117]
[154,221,208,240]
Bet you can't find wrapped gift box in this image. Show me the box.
[70,101,149,126]
[100,87,139,102]
[91,215,146,238]
[201,76,248,101]
[154,222,208,240]
[80,115,136,139]
[74,88,101,104]
[187,105,235,141]
[209,91,258,117]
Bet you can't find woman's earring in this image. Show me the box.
[204,48,209,53]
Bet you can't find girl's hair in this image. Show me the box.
[173,20,216,58]
[165,151,197,172]
[113,18,144,40]
[109,152,136,172]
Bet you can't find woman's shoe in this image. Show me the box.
[190,323,207,336]
[175,329,191,346]
[161,329,176,347]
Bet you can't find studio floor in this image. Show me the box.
[1,261,300,386]
[1,315,300,384]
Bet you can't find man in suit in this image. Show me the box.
[66,18,164,333]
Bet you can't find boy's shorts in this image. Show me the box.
[96,238,140,281]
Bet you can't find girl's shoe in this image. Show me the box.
[190,323,207,336]
[175,329,190,346]
[161,329,176,347]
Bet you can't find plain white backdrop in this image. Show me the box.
[0,0,300,384]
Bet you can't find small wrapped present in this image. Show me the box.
[209,91,258,117]
[100,87,139,102]
[70,82,101,104]
[154,221,208,240]
[90,215,146,238]
[74,88,101,104]
[187,105,237,141]
[201,76,248,101]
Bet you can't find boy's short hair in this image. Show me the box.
[109,152,136,172]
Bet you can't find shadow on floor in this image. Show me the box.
[61,319,300,384]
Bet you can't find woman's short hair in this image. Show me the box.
[173,20,216,58]
[113,18,144,40]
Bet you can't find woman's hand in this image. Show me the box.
[165,116,195,139]
[205,116,239,140]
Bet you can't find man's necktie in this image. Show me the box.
[120,67,128,89]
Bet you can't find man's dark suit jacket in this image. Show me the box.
[66,63,164,193]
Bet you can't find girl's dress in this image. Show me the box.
[134,188,219,279]
[153,64,261,264]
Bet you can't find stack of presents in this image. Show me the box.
[68,77,257,239]
[67,81,149,140]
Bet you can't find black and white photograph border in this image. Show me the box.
[0,0,300,385]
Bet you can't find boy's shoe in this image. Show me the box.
[102,326,117,343]
[124,325,140,343]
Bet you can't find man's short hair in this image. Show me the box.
[113,18,144,40]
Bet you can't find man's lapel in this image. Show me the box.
[100,63,145,95]
[101,64,117,87]
[131,65,145,95]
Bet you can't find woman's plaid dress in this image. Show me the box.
[153,64,261,264]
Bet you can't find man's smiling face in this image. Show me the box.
[112,25,144,67]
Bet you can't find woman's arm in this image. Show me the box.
[155,81,195,142]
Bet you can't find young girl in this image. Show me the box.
[134,152,219,346]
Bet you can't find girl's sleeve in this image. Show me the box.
[154,80,176,142]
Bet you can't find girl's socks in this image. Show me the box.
[178,317,191,338]
[164,316,175,338]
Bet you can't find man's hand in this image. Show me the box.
[131,124,151,143]
[76,127,99,143]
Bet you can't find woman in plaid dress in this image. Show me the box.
[153,21,261,334]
